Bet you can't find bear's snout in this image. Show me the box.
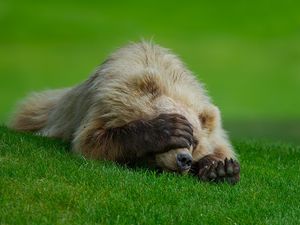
[176,153,192,171]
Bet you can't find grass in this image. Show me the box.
[1,1,300,224]
[1,126,300,225]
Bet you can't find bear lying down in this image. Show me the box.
[9,41,240,184]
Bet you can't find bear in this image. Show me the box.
[9,41,240,184]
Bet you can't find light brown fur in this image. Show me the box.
[9,41,237,172]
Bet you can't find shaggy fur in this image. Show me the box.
[9,41,239,182]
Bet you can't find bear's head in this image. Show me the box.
[149,101,220,174]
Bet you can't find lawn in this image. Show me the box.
[1,1,300,224]
[1,126,300,225]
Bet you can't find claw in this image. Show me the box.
[207,165,217,180]
[226,158,234,175]
[208,171,217,179]
[233,161,240,174]
[198,166,209,181]
[216,161,226,177]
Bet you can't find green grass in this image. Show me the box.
[1,126,300,225]
[1,1,300,224]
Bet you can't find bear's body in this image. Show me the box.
[10,42,240,183]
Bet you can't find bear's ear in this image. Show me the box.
[199,105,220,133]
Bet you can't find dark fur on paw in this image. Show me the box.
[117,113,194,158]
[191,155,240,185]
[147,113,194,152]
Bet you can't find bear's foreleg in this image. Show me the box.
[73,113,194,163]
[191,144,240,184]
[192,155,240,184]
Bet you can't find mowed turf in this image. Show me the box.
[1,1,300,224]
[1,126,299,225]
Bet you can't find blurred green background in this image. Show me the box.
[1,0,299,142]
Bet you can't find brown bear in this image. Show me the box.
[9,41,240,184]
